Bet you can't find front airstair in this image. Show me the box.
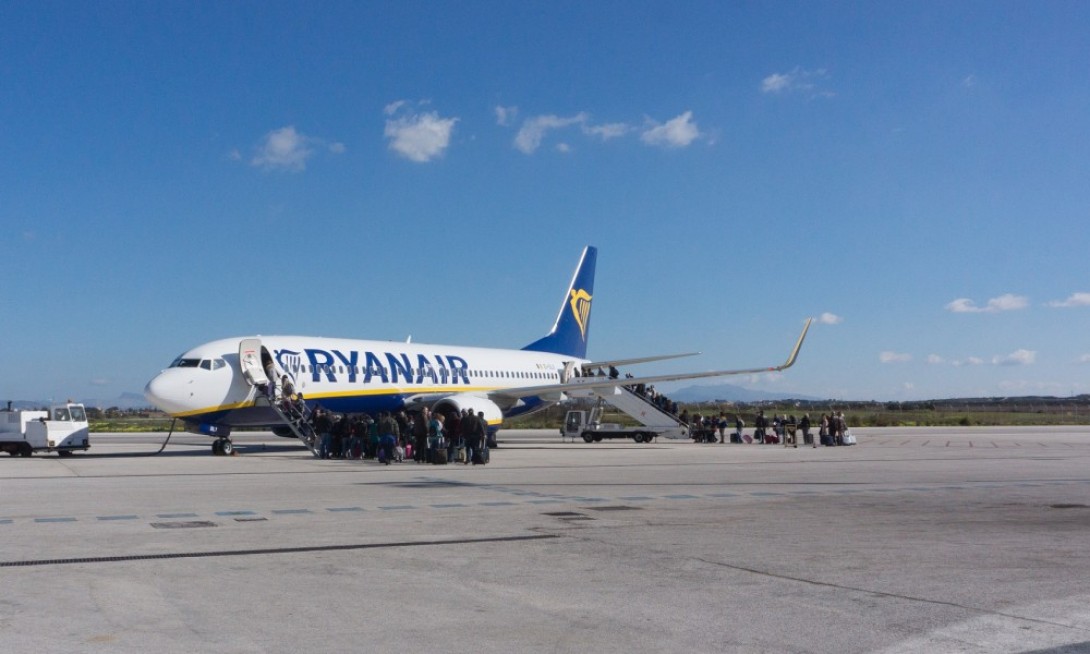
[255,391,320,457]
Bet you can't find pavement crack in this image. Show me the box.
[693,556,1090,633]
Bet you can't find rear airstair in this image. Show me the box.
[565,381,689,439]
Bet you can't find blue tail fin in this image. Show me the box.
[522,246,597,359]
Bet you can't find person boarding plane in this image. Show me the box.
[144,246,812,455]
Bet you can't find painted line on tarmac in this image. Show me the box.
[0,533,559,568]
[9,479,1090,526]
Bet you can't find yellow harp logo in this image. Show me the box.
[569,289,592,341]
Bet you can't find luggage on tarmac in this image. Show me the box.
[471,450,488,465]
[730,431,743,444]
[742,433,752,444]
[842,431,857,446]
[432,448,448,464]
[820,434,833,446]
[404,443,412,459]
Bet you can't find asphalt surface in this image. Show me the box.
[3,427,1090,653]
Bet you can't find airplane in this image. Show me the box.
[144,246,812,455]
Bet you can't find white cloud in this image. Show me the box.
[951,357,985,367]
[926,354,945,365]
[761,73,792,93]
[513,113,588,154]
[249,125,343,172]
[583,122,631,140]
[993,349,1036,366]
[1077,354,1090,364]
[760,68,834,98]
[879,351,912,364]
[945,294,1028,313]
[251,126,314,172]
[817,312,842,325]
[640,111,701,148]
[1047,292,1090,308]
[555,142,572,153]
[384,102,458,163]
[89,378,110,387]
[494,105,518,127]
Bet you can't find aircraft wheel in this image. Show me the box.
[212,439,223,456]
[220,439,234,456]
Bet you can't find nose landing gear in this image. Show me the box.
[211,438,234,456]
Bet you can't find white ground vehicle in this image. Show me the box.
[561,405,688,443]
[0,402,91,457]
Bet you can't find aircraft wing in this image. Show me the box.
[581,352,701,369]
[492,318,812,402]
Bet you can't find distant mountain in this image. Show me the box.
[668,382,821,403]
[80,392,152,411]
[3,392,153,411]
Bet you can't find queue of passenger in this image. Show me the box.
[681,410,851,446]
[307,407,491,464]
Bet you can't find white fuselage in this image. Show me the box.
[144,335,586,427]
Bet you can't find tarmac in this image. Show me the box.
[3,426,1090,654]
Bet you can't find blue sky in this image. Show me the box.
[2,1,1089,403]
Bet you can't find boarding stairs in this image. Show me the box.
[254,391,320,457]
[566,381,689,438]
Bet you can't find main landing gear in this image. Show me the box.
[211,438,234,456]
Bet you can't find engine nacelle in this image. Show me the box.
[431,395,503,432]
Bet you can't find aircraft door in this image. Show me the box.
[238,339,267,387]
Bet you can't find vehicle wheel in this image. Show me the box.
[19,443,33,457]
[212,439,223,455]
[593,435,603,442]
[57,450,73,457]
[220,439,234,456]
[632,433,645,443]
[582,433,594,443]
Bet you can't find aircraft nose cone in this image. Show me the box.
[145,372,187,415]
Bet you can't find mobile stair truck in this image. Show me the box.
[561,397,689,443]
[0,402,91,456]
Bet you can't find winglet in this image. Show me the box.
[774,317,812,371]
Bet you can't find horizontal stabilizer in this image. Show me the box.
[582,352,701,370]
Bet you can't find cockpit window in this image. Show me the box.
[211,358,225,370]
[199,359,212,370]
[171,358,201,368]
